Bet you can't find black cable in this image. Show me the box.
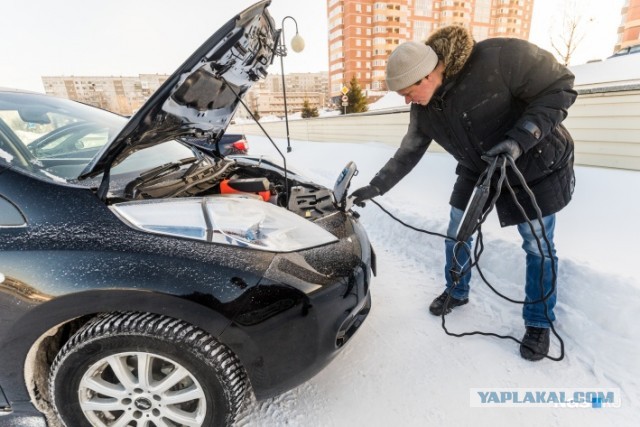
[366,154,564,361]
[371,199,450,240]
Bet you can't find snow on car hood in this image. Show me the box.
[80,0,276,179]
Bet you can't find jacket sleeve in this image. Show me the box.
[500,39,578,153]
[370,105,432,194]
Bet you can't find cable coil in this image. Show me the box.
[370,154,564,361]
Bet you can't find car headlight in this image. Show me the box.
[110,196,338,252]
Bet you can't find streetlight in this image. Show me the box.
[276,16,304,152]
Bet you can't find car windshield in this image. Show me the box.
[0,91,196,183]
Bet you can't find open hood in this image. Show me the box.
[80,0,276,179]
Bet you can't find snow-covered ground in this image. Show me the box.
[235,137,640,426]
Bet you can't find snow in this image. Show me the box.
[571,54,640,88]
[234,136,640,426]
[368,91,407,111]
[0,148,13,163]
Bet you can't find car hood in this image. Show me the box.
[80,0,276,179]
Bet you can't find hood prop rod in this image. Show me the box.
[220,76,290,208]
[97,163,112,202]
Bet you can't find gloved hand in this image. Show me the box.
[482,139,523,162]
[350,185,380,206]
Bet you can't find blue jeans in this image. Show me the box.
[444,206,558,328]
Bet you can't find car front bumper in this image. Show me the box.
[220,212,373,399]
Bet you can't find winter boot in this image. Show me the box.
[429,291,468,316]
[520,326,550,361]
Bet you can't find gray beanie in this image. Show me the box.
[385,42,438,91]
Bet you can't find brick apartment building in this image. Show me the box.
[327,0,534,102]
[615,0,640,52]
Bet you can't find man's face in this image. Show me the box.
[396,69,443,106]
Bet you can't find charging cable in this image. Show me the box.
[367,154,565,361]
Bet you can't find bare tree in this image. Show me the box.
[549,0,594,66]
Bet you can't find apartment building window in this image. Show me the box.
[356,50,362,57]
[356,28,361,35]
[357,61,362,68]
[356,39,362,46]
[366,17,372,24]
[356,16,362,23]
[355,3,361,12]
[329,7,343,18]
[474,0,491,23]
[413,21,432,41]
[414,0,433,17]
[473,26,489,40]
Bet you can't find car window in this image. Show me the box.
[0,92,124,180]
[0,92,215,184]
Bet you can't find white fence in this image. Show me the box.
[229,87,640,171]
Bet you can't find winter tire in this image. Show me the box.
[48,312,247,427]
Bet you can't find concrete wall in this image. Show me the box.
[229,88,640,171]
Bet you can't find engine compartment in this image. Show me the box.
[108,154,339,221]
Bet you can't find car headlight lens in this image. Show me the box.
[111,196,338,252]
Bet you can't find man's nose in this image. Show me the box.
[404,95,412,104]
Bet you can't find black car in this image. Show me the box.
[0,1,373,426]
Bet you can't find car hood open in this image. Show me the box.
[80,0,276,179]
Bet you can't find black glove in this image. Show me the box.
[482,138,523,162]
[350,185,380,206]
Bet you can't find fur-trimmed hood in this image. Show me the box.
[425,25,474,79]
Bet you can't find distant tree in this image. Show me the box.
[549,0,594,65]
[344,76,368,114]
[252,109,261,121]
[301,99,319,118]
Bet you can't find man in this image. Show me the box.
[350,26,577,361]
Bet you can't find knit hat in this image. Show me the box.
[385,42,438,91]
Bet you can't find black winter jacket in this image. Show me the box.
[370,28,578,226]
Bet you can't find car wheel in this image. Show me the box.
[48,312,247,427]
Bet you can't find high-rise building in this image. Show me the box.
[42,74,169,116]
[615,0,640,52]
[236,72,329,119]
[327,0,534,101]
